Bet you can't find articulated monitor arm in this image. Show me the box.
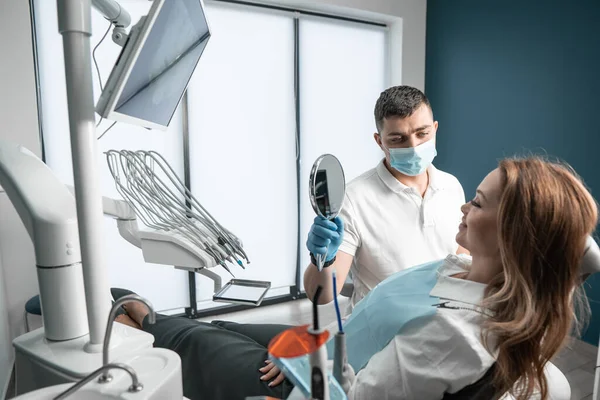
[91,0,131,46]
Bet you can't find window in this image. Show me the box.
[187,3,298,305]
[32,0,388,314]
[298,18,388,287]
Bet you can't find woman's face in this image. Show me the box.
[456,168,504,257]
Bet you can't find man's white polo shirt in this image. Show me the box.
[338,159,465,311]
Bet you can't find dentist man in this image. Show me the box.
[304,85,468,310]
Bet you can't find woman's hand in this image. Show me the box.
[259,360,286,387]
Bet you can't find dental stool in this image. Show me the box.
[24,293,127,332]
[24,294,42,332]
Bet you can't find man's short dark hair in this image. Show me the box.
[374,86,432,133]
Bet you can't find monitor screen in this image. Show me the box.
[98,0,210,129]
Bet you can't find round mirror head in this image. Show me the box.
[309,154,346,220]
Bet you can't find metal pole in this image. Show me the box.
[57,0,112,349]
[181,92,199,318]
[292,17,302,298]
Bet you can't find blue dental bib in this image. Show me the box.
[329,259,442,371]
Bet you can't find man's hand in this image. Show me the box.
[259,360,285,387]
[306,216,344,262]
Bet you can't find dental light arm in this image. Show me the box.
[0,141,89,341]
[91,0,131,46]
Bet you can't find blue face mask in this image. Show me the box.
[387,139,437,176]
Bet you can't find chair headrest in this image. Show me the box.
[581,236,600,277]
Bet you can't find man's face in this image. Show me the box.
[374,104,438,154]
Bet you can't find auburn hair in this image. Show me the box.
[482,157,597,399]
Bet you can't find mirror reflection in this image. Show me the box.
[310,154,346,220]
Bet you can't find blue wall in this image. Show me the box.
[425,0,600,344]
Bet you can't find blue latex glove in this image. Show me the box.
[306,216,344,262]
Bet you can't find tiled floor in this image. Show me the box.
[197,297,598,400]
[553,338,597,399]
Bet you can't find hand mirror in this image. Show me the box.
[309,154,346,271]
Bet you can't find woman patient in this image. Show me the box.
[113,157,597,400]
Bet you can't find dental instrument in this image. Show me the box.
[113,150,246,260]
[92,187,250,295]
[331,270,350,393]
[96,147,272,306]
[332,271,343,335]
[308,154,346,271]
[105,149,248,274]
[267,294,347,400]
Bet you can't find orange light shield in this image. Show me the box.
[268,324,330,359]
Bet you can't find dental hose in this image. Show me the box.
[332,269,350,393]
[332,269,343,333]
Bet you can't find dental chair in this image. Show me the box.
[337,236,600,400]
[440,361,571,400]
[340,279,354,298]
[23,238,600,399]
[442,364,499,400]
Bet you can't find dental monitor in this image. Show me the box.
[96,0,211,130]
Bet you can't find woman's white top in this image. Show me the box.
[347,254,495,399]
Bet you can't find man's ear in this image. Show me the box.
[373,132,382,148]
[433,121,439,132]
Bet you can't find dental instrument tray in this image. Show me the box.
[213,279,271,306]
